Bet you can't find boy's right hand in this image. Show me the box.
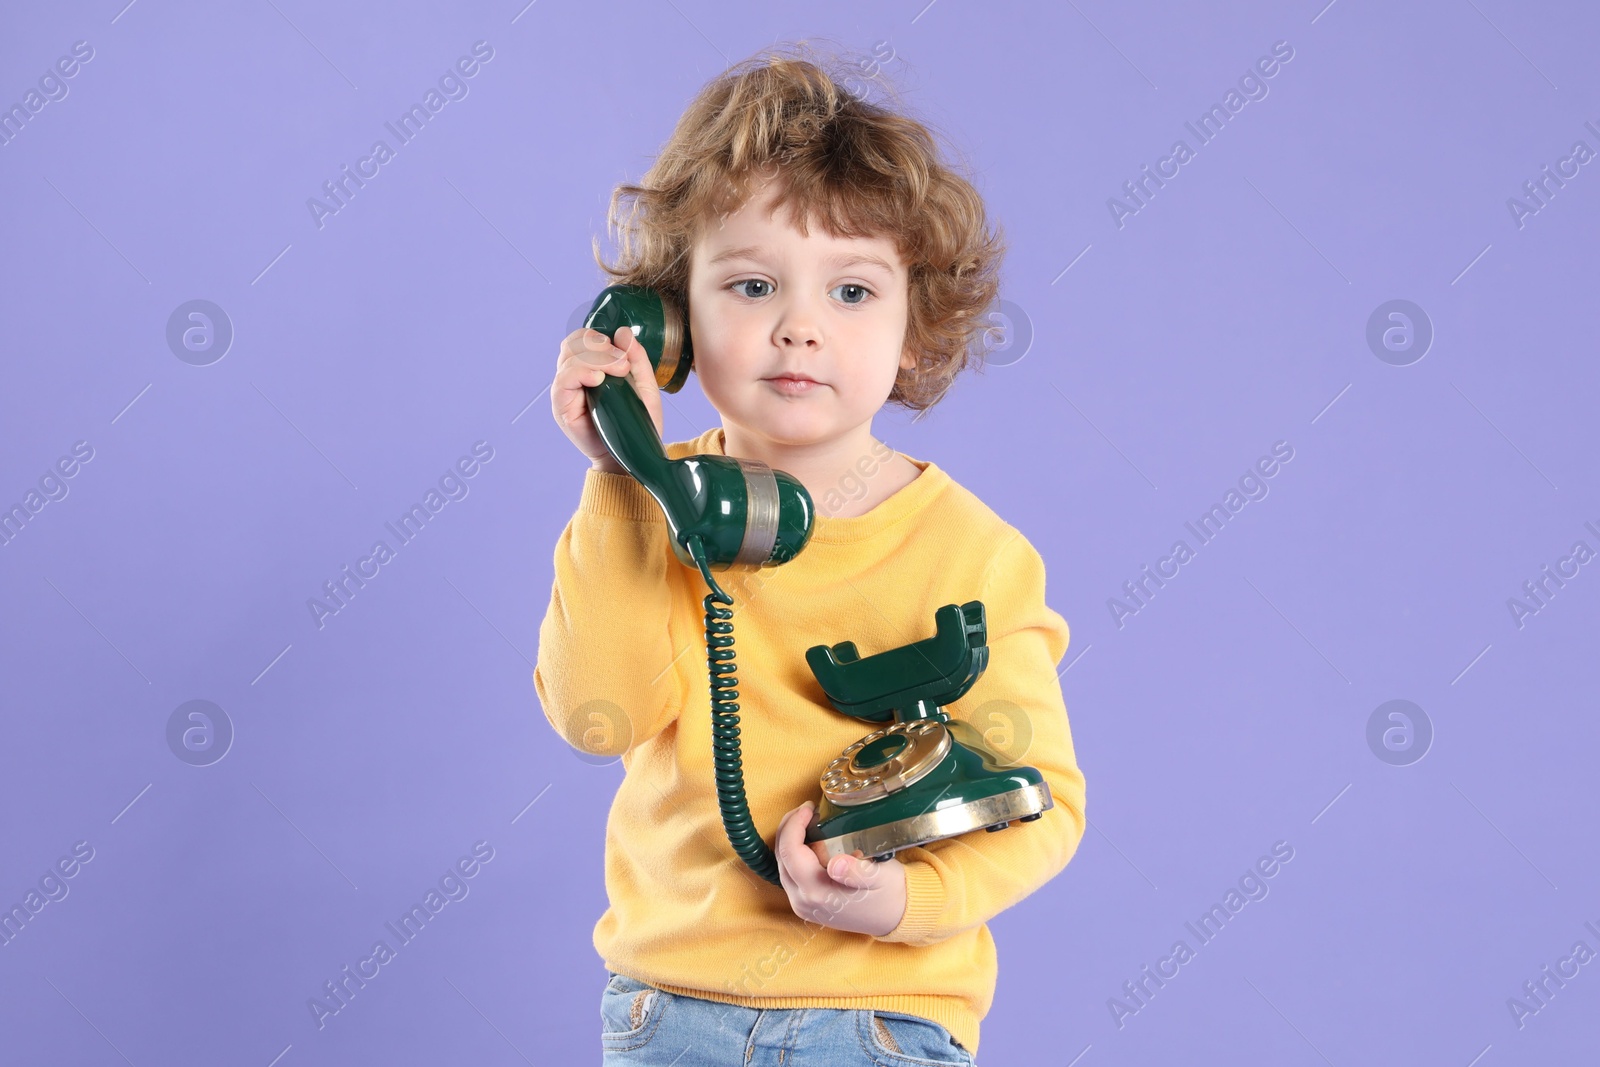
[552,325,665,475]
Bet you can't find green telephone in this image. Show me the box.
[581,284,1053,887]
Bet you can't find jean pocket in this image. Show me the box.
[601,972,665,1050]
[866,1010,973,1065]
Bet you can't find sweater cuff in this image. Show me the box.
[579,469,665,523]
[876,859,945,945]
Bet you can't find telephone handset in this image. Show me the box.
[581,284,1053,887]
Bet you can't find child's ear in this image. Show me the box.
[898,346,918,371]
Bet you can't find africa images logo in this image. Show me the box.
[307,441,494,630]
[307,842,494,1030]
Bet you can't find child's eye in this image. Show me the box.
[729,279,772,299]
[830,283,873,306]
[727,280,874,305]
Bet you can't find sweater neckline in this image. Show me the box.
[682,427,948,545]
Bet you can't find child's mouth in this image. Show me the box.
[766,376,821,396]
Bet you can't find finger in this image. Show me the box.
[777,803,807,833]
[556,365,610,397]
[791,802,818,852]
[552,371,598,414]
[556,351,611,387]
[564,329,604,358]
[604,333,638,374]
[774,837,790,890]
[772,804,797,851]
[777,803,808,865]
[617,334,656,390]
[784,804,830,894]
[566,329,629,368]
[623,333,651,371]
[626,346,657,392]
[774,804,805,881]
[582,326,624,353]
[557,358,608,388]
[826,853,878,888]
[776,804,812,875]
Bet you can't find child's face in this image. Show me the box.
[686,179,916,449]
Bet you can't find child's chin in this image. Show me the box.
[755,417,833,448]
[751,403,828,434]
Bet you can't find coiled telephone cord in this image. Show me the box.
[685,535,783,886]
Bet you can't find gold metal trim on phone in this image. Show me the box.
[734,459,780,565]
[813,782,1054,864]
[655,291,684,388]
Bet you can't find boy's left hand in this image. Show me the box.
[774,801,907,937]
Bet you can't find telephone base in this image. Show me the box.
[807,781,1054,864]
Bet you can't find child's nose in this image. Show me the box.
[774,304,823,347]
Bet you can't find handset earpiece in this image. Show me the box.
[585,284,694,394]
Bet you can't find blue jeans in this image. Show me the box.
[601,970,977,1066]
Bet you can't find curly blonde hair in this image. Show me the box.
[593,41,1006,413]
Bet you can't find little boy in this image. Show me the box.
[536,44,1086,1065]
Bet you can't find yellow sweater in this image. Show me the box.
[534,426,1086,1056]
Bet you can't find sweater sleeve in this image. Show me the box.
[874,529,1087,947]
[534,469,688,758]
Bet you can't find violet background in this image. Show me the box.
[2,1,1597,1064]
